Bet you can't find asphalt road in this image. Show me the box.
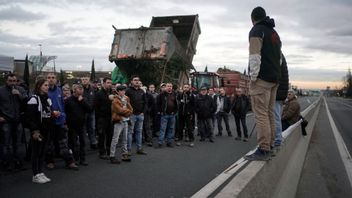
[296,97,352,198]
[0,96,319,198]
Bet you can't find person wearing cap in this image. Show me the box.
[281,90,300,131]
[110,85,133,164]
[195,87,216,142]
[245,6,282,161]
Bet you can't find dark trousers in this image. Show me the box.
[198,118,213,140]
[46,125,74,165]
[177,114,194,142]
[0,121,23,165]
[68,126,86,162]
[282,120,291,131]
[143,113,153,143]
[97,117,112,156]
[234,115,248,138]
[31,136,48,175]
[216,112,231,135]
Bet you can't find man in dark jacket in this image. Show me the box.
[215,87,232,137]
[232,88,250,142]
[125,75,147,155]
[81,76,97,150]
[95,77,113,159]
[156,83,178,147]
[65,84,92,165]
[143,84,156,147]
[195,87,216,142]
[0,73,28,170]
[245,7,281,161]
[274,54,289,147]
[176,84,195,147]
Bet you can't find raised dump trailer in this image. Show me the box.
[109,15,201,87]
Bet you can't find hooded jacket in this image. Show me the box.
[282,97,300,125]
[249,16,282,83]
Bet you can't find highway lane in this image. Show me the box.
[296,97,352,197]
[325,97,352,155]
[0,96,319,198]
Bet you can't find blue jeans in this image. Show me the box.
[85,112,97,145]
[274,101,283,146]
[158,114,176,145]
[128,114,144,150]
[0,121,23,164]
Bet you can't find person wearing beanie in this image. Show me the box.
[245,6,282,161]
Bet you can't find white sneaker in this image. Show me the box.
[189,143,194,147]
[39,173,51,182]
[32,174,48,184]
[176,142,181,146]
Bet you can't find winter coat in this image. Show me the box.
[282,97,301,125]
[177,91,195,116]
[0,85,28,122]
[156,91,178,115]
[65,96,92,127]
[214,94,231,113]
[249,16,282,83]
[231,95,250,117]
[48,85,66,126]
[276,54,289,101]
[125,87,147,115]
[26,94,54,134]
[83,84,95,110]
[111,95,133,123]
[195,94,216,119]
[95,88,112,119]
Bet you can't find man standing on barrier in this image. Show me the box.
[245,6,282,161]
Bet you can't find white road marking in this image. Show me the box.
[307,99,311,104]
[324,97,352,187]
[332,97,352,109]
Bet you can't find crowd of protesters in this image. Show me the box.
[0,72,256,184]
[0,6,303,184]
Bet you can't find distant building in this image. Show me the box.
[0,54,14,72]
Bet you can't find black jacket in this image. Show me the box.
[195,94,216,119]
[214,94,231,113]
[276,54,289,101]
[126,87,147,115]
[231,95,250,117]
[26,94,54,133]
[249,16,282,83]
[156,91,178,115]
[94,88,112,119]
[83,84,95,109]
[0,85,28,122]
[177,91,195,116]
[65,96,92,127]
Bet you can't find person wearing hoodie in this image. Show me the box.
[46,73,78,170]
[245,7,282,161]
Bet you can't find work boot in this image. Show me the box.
[136,149,147,155]
[66,162,79,171]
[121,154,131,162]
[110,157,121,164]
[244,148,271,161]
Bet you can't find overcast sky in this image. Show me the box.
[0,0,351,89]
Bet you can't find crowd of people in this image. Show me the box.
[0,72,255,184]
[0,6,303,184]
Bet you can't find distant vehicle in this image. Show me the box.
[109,15,201,87]
[190,71,220,91]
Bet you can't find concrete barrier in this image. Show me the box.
[192,97,322,198]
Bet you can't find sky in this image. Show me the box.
[0,0,351,89]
